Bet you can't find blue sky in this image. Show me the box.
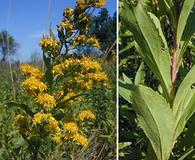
[0,0,116,62]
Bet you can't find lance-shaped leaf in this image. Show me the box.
[119,80,135,104]
[135,62,144,85]
[173,65,195,138]
[120,1,173,101]
[133,85,175,160]
[177,0,195,45]
[177,7,195,68]
[158,0,177,29]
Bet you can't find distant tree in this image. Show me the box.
[89,8,116,51]
[0,30,19,61]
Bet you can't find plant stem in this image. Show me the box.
[171,32,177,97]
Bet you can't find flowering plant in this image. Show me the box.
[10,0,108,159]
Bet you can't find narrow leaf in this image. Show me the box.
[135,62,144,85]
[177,0,195,44]
[177,7,195,68]
[173,65,195,138]
[122,73,132,84]
[119,80,135,104]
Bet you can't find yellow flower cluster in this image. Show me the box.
[36,93,56,111]
[95,0,106,8]
[52,56,107,91]
[60,21,74,33]
[21,64,43,79]
[39,37,60,55]
[85,72,108,82]
[22,77,47,96]
[52,132,62,144]
[63,91,75,101]
[78,110,96,121]
[73,133,88,148]
[63,122,88,148]
[71,35,100,48]
[76,0,88,10]
[63,122,78,134]
[64,8,74,18]
[76,0,105,9]
[15,114,29,137]
[32,113,60,133]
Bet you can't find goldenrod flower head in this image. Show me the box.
[87,37,100,48]
[15,114,29,137]
[95,0,106,8]
[78,110,95,121]
[71,35,100,48]
[46,115,60,133]
[60,21,74,32]
[63,122,78,134]
[52,132,62,144]
[82,80,93,90]
[15,114,27,124]
[32,112,47,125]
[36,93,56,111]
[86,72,108,81]
[73,133,88,148]
[76,0,88,10]
[52,63,64,76]
[63,91,75,101]
[64,8,74,18]
[21,64,43,79]
[39,37,60,55]
[22,77,47,96]
[32,113,60,133]
[81,57,101,70]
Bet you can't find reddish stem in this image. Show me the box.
[171,33,177,95]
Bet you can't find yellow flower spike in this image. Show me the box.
[78,110,96,121]
[73,133,88,148]
[20,64,44,79]
[36,93,56,111]
[63,122,78,134]
[22,77,47,96]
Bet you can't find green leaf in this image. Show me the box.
[49,23,55,38]
[177,0,195,45]
[173,65,195,138]
[132,85,175,160]
[119,41,135,54]
[120,1,173,101]
[119,142,132,150]
[7,102,34,117]
[178,148,194,160]
[135,62,144,85]
[159,0,177,29]
[119,80,135,104]
[177,7,195,68]
[122,73,132,84]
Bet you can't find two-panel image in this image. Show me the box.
[0,0,194,159]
